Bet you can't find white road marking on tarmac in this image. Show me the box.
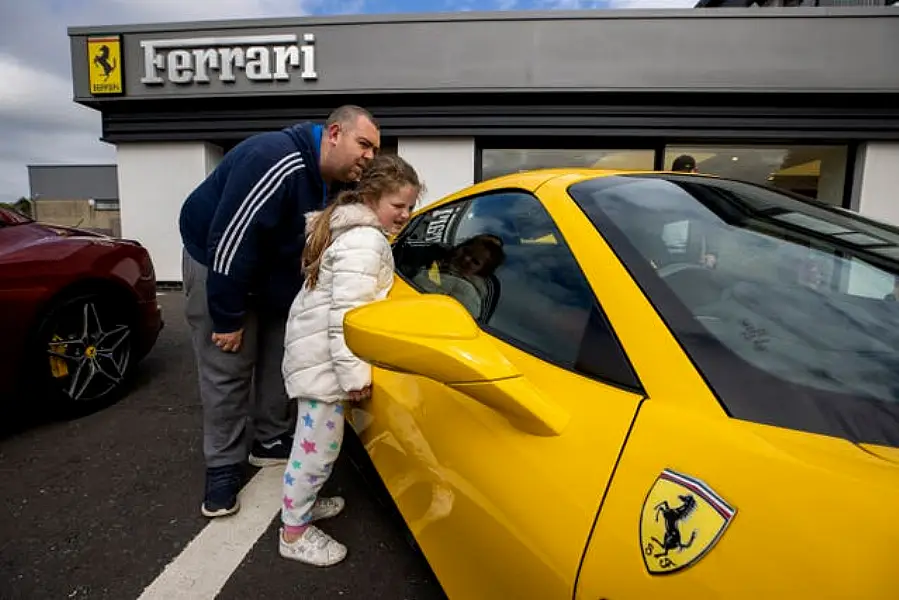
[137,465,283,600]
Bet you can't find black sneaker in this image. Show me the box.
[201,464,243,518]
[249,433,292,467]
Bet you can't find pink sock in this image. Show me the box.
[284,524,308,537]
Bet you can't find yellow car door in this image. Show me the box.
[345,188,647,600]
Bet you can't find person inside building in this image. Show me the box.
[671,154,699,173]
[178,105,381,519]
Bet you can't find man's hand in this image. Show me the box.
[212,329,244,353]
[347,385,372,402]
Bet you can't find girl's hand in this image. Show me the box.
[348,385,372,402]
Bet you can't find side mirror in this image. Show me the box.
[343,295,570,436]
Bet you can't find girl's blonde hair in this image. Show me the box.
[302,153,421,289]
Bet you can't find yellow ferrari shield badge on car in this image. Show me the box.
[640,468,736,575]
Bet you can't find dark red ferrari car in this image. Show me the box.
[0,207,163,410]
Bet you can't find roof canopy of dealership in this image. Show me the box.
[68,6,899,282]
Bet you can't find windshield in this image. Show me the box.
[569,174,899,448]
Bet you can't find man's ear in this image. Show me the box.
[325,122,341,145]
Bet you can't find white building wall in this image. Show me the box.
[117,142,222,282]
[397,138,475,208]
[853,142,899,227]
[846,141,899,298]
[118,137,475,282]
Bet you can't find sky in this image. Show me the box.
[0,0,696,204]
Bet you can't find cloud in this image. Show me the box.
[0,0,313,205]
[533,0,695,7]
[607,0,696,7]
[0,51,111,203]
[0,0,697,205]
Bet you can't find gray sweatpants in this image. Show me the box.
[182,249,294,468]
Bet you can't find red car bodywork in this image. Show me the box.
[0,207,163,401]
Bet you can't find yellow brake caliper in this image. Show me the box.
[49,334,70,378]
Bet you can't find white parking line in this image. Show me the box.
[137,466,283,600]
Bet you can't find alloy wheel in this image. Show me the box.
[45,299,132,402]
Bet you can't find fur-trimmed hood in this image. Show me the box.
[304,202,384,238]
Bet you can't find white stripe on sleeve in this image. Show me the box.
[219,160,306,275]
[213,152,303,274]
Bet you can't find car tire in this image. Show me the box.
[27,289,137,415]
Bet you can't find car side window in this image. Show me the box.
[394,191,639,391]
[394,200,476,308]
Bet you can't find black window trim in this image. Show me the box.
[392,187,645,396]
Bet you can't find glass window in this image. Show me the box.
[481,149,654,181]
[569,173,899,447]
[378,138,399,155]
[393,192,639,390]
[664,145,849,206]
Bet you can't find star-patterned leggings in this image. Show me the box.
[281,398,345,527]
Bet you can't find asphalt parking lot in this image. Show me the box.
[0,292,447,600]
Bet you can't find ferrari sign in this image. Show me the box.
[640,469,736,575]
[87,35,124,95]
[139,33,318,85]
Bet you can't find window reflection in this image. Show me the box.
[411,234,506,319]
[456,193,597,367]
[570,174,899,412]
[481,149,654,181]
[664,145,849,206]
[394,191,600,369]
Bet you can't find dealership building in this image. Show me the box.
[67,6,899,283]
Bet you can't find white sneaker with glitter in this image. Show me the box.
[279,525,348,566]
[309,496,345,522]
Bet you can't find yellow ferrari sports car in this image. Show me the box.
[342,169,899,600]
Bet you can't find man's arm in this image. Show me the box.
[206,147,308,333]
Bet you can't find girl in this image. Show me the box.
[279,153,422,566]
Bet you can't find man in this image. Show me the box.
[179,105,380,518]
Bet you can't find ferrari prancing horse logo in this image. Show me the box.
[640,469,736,575]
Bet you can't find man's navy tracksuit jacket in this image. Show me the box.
[179,122,344,334]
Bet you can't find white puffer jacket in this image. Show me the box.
[282,203,395,402]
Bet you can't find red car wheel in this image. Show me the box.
[31,291,135,408]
